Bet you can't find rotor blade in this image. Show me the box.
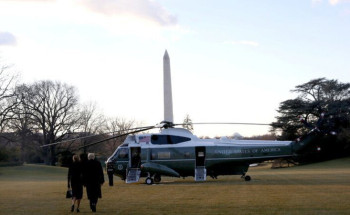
[40,125,155,148]
[175,122,271,126]
[77,126,155,149]
[40,132,112,148]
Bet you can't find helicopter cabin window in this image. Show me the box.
[151,150,171,160]
[151,135,191,145]
[184,152,191,158]
[157,152,171,159]
[197,151,205,157]
[117,148,129,159]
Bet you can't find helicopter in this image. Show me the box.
[44,50,328,185]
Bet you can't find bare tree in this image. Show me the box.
[17,80,81,165]
[103,117,136,154]
[182,114,193,132]
[0,63,19,133]
[6,97,39,162]
[78,102,106,154]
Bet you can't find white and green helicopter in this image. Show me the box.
[97,50,326,185]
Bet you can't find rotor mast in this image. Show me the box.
[163,50,174,125]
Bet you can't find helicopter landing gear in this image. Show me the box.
[145,173,161,185]
[241,174,251,181]
[209,174,218,179]
[154,174,161,183]
[145,177,154,185]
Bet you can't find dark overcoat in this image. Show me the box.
[68,162,83,199]
[84,159,105,200]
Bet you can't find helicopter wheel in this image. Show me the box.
[154,174,161,183]
[145,177,154,185]
[244,175,251,181]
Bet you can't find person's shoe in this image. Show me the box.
[76,208,80,213]
[71,205,74,212]
[91,205,96,212]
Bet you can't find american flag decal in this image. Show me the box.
[139,136,151,142]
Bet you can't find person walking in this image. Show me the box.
[68,154,84,213]
[85,153,105,212]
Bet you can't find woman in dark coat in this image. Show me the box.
[85,153,105,212]
[68,154,83,212]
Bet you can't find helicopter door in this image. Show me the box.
[126,146,141,183]
[195,147,207,181]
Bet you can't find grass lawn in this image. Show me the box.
[1,158,350,215]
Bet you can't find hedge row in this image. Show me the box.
[0,162,24,167]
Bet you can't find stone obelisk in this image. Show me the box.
[163,50,174,123]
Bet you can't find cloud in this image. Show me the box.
[0,0,54,2]
[342,8,350,15]
[77,0,177,26]
[311,0,350,5]
[312,0,323,5]
[329,0,350,5]
[0,31,17,46]
[330,0,340,5]
[224,40,259,47]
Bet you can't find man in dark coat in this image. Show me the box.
[85,153,105,212]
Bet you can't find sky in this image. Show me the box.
[0,0,350,138]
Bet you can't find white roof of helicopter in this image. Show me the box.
[159,128,291,146]
[159,128,198,139]
[124,127,291,147]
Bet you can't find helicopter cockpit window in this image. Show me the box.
[117,148,129,159]
[151,135,191,145]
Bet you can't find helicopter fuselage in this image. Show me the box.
[106,128,295,183]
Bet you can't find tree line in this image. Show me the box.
[0,64,137,166]
[271,78,350,161]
